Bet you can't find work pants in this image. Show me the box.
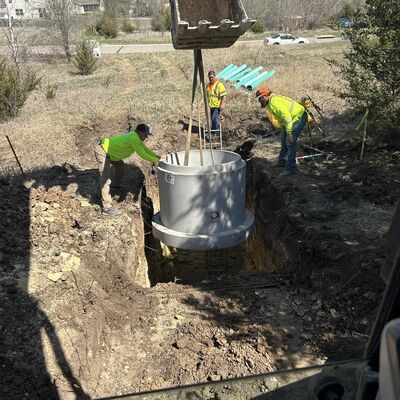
[94,143,124,208]
[278,112,307,173]
[210,107,221,132]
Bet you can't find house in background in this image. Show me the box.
[75,0,103,15]
[0,0,103,20]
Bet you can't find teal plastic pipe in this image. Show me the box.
[224,64,247,80]
[253,70,276,89]
[218,64,238,80]
[216,64,235,79]
[228,67,251,82]
[242,71,270,89]
[246,70,276,91]
[235,66,263,88]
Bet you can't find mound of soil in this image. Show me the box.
[0,117,398,399]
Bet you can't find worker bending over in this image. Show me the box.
[207,71,227,133]
[94,123,160,216]
[256,85,307,175]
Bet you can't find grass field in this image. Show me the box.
[1,40,349,173]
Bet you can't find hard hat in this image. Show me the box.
[136,123,151,135]
[256,85,270,98]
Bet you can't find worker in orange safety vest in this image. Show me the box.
[256,85,307,176]
[207,71,227,133]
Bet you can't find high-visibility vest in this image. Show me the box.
[266,109,313,131]
[101,131,158,163]
[207,80,227,108]
[267,94,305,133]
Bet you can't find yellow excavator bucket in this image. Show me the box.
[170,0,256,50]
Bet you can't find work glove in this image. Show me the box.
[286,133,294,145]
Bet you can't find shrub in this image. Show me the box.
[151,9,171,33]
[96,16,118,38]
[251,20,266,34]
[24,69,42,92]
[0,60,41,120]
[45,84,57,100]
[73,39,98,75]
[121,19,135,33]
[85,23,97,37]
[334,0,400,144]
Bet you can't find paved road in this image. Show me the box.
[100,37,341,54]
[99,40,262,54]
[0,37,341,56]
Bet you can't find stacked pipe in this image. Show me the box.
[217,64,276,91]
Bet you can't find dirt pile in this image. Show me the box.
[0,165,324,399]
[0,123,398,399]
[0,166,152,398]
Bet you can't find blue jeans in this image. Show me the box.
[210,107,220,132]
[278,112,307,173]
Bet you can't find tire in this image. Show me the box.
[273,43,279,45]
[298,41,304,44]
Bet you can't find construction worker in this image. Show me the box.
[94,123,160,216]
[256,85,307,175]
[207,71,227,133]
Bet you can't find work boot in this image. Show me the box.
[102,207,122,217]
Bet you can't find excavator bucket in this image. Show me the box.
[170,0,256,50]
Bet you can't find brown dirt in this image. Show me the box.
[1,118,397,398]
[0,44,398,399]
[0,164,326,399]
[222,110,399,363]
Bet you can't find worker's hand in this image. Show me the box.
[286,133,294,144]
[219,104,225,111]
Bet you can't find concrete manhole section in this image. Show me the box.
[152,150,254,250]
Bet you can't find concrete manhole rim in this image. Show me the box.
[152,210,254,250]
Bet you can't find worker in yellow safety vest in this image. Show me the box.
[94,123,160,216]
[207,71,227,133]
[256,85,307,176]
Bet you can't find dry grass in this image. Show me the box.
[0,41,350,172]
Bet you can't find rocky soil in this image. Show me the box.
[0,117,399,399]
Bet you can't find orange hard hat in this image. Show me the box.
[256,85,270,98]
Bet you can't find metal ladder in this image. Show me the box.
[203,124,223,150]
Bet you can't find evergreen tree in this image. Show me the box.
[338,0,400,143]
[74,39,98,75]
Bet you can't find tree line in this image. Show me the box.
[242,0,364,31]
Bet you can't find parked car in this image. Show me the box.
[263,33,310,45]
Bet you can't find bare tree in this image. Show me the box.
[241,0,270,21]
[45,0,75,61]
[262,0,350,31]
[0,0,30,72]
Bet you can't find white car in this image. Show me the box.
[264,33,309,45]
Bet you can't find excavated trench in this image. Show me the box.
[5,155,373,398]
[140,155,290,286]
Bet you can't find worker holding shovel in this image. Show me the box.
[256,85,307,176]
[94,123,160,216]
